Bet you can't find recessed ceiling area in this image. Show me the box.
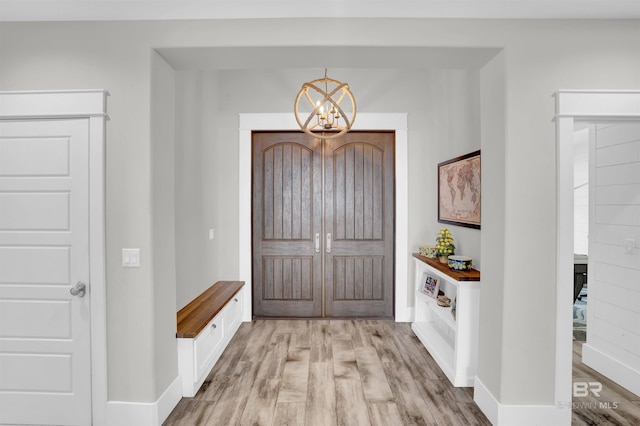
[1,0,638,21]
[156,46,503,71]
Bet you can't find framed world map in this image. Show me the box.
[438,150,481,229]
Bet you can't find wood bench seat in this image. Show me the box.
[176,280,244,338]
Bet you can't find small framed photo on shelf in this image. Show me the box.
[451,296,457,321]
[421,272,440,298]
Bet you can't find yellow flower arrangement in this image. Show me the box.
[435,227,455,257]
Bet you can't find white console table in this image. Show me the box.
[412,253,480,387]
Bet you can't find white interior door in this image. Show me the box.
[0,119,92,425]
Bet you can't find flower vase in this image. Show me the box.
[439,256,449,264]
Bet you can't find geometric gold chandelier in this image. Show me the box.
[294,69,357,139]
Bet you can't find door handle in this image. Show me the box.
[70,281,87,298]
[326,233,332,253]
[315,233,320,253]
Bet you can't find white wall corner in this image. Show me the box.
[474,377,571,426]
[106,376,182,426]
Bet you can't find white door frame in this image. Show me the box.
[0,90,109,426]
[238,113,410,321]
[553,90,640,411]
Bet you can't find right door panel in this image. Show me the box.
[324,131,395,317]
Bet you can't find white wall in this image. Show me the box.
[583,122,640,396]
[0,18,638,415]
[174,71,232,310]
[494,21,638,407]
[404,67,483,273]
[0,21,162,403]
[150,51,179,397]
[173,67,483,311]
[477,49,506,401]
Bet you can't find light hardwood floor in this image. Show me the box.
[164,320,490,426]
[164,321,640,426]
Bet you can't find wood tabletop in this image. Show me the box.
[412,253,480,281]
[176,281,244,338]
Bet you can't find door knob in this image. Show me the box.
[326,233,332,253]
[315,233,320,253]
[70,281,87,298]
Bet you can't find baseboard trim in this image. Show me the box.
[398,307,415,323]
[474,377,571,425]
[582,343,640,397]
[474,377,499,424]
[158,376,183,424]
[106,375,182,426]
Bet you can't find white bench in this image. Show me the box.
[176,281,244,397]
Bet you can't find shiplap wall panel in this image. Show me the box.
[594,123,640,148]
[592,261,640,292]
[595,183,640,205]
[595,205,640,227]
[595,162,640,186]
[593,283,640,324]
[591,242,640,270]
[588,122,640,378]
[596,298,640,334]
[595,140,640,167]
[589,321,640,370]
[593,224,640,248]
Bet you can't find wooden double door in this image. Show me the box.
[252,131,395,318]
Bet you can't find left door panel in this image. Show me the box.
[0,119,92,425]
[252,132,323,317]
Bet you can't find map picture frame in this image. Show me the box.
[438,150,481,229]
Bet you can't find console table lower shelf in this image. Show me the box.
[411,253,480,388]
[412,322,459,385]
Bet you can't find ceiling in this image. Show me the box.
[1,0,639,21]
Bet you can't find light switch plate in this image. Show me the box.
[122,248,141,267]
[209,229,214,240]
[625,239,636,254]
